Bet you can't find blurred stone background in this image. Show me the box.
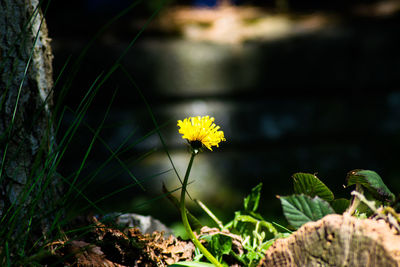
[47,0,400,225]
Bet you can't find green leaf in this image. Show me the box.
[330,198,350,214]
[244,183,263,212]
[346,169,395,202]
[170,262,215,267]
[280,194,335,229]
[292,173,334,201]
[234,214,278,235]
[209,234,232,257]
[246,251,260,262]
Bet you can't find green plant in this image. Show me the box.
[0,0,170,265]
[174,169,399,266]
[173,182,290,267]
[278,170,397,230]
[222,183,290,266]
[3,0,399,266]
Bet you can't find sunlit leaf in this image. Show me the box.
[280,194,335,229]
[246,251,259,262]
[346,169,395,202]
[209,234,232,257]
[292,173,334,201]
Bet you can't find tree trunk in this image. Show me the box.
[0,0,61,256]
[259,214,400,267]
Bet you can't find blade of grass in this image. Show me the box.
[0,1,58,242]
[56,0,166,119]
[0,0,45,86]
[54,0,146,114]
[74,117,149,191]
[57,96,165,215]
[134,185,183,211]
[74,147,156,204]
[59,174,105,215]
[0,70,105,226]
[43,0,168,227]
[54,72,103,158]
[271,221,293,234]
[0,11,44,181]
[67,116,168,195]
[1,0,169,263]
[65,89,118,199]
[77,169,172,215]
[52,0,168,210]
[119,65,185,193]
[162,183,203,230]
[5,241,10,267]
[195,199,224,229]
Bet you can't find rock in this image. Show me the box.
[115,213,173,236]
[259,214,400,267]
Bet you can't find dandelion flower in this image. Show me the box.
[177,116,226,151]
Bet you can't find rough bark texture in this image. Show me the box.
[259,214,400,267]
[0,0,60,245]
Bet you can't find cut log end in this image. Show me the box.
[259,214,400,267]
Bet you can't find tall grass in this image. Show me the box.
[0,0,178,265]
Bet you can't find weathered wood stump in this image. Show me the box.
[259,214,400,267]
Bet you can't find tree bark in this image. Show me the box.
[0,0,61,253]
[259,214,400,267]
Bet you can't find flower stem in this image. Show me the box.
[180,151,222,267]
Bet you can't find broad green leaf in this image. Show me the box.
[170,262,215,267]
[330,198,350,214]
[346,169,395,202]
[244,183,263,212]
[280,194,335,229]
[292,173,334,201]
[209,234,232,257]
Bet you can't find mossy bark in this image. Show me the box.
[259,214,400,267]
[0,0,61,249]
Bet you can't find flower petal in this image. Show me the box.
[177,116,225,151]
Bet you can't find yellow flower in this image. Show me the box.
[177,116,226,151]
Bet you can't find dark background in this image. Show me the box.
[45,0,400,227]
